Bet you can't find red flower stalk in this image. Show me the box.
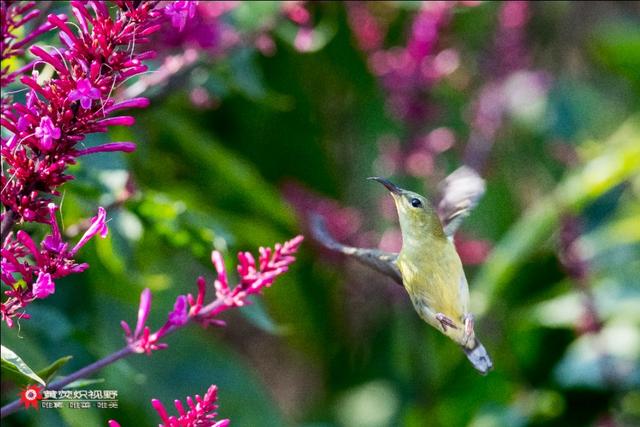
[155,1,237,55]
[120,235,304,354]
[1,1,192,326]
[1,205,108,326]
[1,1,164,226]
[109,385,229,427]
[151,385,229,427]
[1,1,63,88]
[164,1,198,32]
[6,235,302,418]
[348,2,461,124]
[345,2,473,189]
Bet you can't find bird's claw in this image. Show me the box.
[463,313,475,345]
[464,314,474,337]
[436,313,457,332]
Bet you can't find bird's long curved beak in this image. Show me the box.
[368,177,403,195]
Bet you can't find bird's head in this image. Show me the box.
[368,177,445,241]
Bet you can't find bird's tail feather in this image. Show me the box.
[462,339,493,375]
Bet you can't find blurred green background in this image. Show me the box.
[2,1,640,426]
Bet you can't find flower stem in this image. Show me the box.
[0,234,301,418]
[0,299,224,418]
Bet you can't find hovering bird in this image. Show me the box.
[312,167,492,374]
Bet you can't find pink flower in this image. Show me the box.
[151,385,229,427]
[294,27,314,52]
[70,207,108,256]
[2,1,164,224]
[0,2,60,87]
[32,272,54,299]
[1,206,109,326]
[168,295,189,327]
[202,235,304,319]
[111,384,229,426]
[120,288,166,354]
[120,236,304,353]
[68,78,101,109]
[156,2,237,54]
[75,142,137,157]
[34,116,61,151]
[165,1,198,32]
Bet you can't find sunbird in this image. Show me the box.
[369,176,492,374]
[312,167,492,374]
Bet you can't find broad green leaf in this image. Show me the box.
[1,345,46,386]
[473,115,640,315]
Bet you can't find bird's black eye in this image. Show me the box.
[410,198,422,208]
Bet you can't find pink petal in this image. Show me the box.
[33,272,55,298]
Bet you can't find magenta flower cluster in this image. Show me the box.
[0,1,61,88]
[1,204,107,326]
[164,1,198,32]
[0,0,178,327]
[348,2,465,124]
[158,1,237,53]
[120,235,304,355]
[344,2,473,186]
[109,384,229,427]
[1,3,306,425]
[151,385,229,427]
[110,235,303,425]
[1,1,165,225]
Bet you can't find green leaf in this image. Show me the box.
[1,345,46,386]
[590,23,640,90]
[473,115,640,315]
[36,355,73,384]
[141,111,295,230]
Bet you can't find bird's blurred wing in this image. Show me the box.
[311,214,402,285]
[437,166,486,238]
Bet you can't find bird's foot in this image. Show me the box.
[436,313,458,332]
